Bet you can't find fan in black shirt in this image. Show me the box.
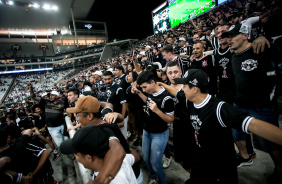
[174,68,282,184]
[103,71,128,140]
[133,71,174,184]
[114,65,130,93]
[189,42,217,95]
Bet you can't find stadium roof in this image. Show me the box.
[0,0,95,30]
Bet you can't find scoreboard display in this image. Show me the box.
[168,0,215,28]
[152,1,171,34]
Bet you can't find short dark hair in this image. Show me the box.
[137,71,156,85]
[219,22,232,28]
[103,71,113,77]
[161,44,173,54]
[115,65,125,74]
[166,60,181,69]
[131,71,138,82]
[193,41,205,48]
[67,88,80,96]
[4,124,22,140]
[0,129,8,147]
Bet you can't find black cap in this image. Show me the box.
[203,27,212,32]
[174,69,209,89]
[222,24,249,38]
[60,125,109,155]
[83,91,95,97]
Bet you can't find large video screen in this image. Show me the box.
[168,0,215,28]
[152,1,171,34]
[217,0,227,5]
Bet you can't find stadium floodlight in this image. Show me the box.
[33,3,40,8]
[51,5,58,10]
[7,1,14,5]
[43,4,50,10]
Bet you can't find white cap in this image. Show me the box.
[50,91,59,97]
[179,37,186,41]
[42,92,48,97]
[146,45,151,49]
[93,71,103,77]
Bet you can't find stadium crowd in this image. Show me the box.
[1,0,282,184]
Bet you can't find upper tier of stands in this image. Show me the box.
[4,69,74,104]
[0,43,55,58]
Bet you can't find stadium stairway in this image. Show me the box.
[0,76,16,103]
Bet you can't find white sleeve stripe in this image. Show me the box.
[36,149,46,157]
[216,102,226,128]
[109,136,120,142]
[116,87,123,95]
[242,116,253,133]
[212,55,215,66]
[27,143,44,149]
[166,111,174,115]
[101,107,113,113]
[161,96,173,108]
[120,100,127,104]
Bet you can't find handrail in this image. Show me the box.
[64,116,93,184]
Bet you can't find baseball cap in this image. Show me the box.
[66,96,100,114]
[146,45,151,49]
[179,37,186,42]
[174,69,209,89]
[93,71,103,77]
[221,24,249,38]
[50,91,59,97]
[60,125,109,155]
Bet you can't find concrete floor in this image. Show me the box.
[49,120,281,184]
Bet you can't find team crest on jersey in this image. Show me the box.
[241,59,258,71]
[202,60,208,67]
[189,78,198,86]
[106,90,112,98]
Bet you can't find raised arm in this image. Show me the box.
[158,82,178,97]
[132,51,142,75]
[27,83,41,102]
[94,139,126,184]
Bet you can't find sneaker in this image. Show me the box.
[52,148,61,161]
[236,155,253,167]
[148,178,159,184]
[249,152,256,159]
[163,156,172,169]
[133,138,142,146]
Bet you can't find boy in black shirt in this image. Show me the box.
[132,71,174,184]
[174,69,282,184]
[103,71,128,139]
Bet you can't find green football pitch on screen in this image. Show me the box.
[169,0,213,28]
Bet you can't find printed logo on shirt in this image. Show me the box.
[241,59,258,71]
[144,97,152,116]
[202,60,208,67]
[219,58,230,78]
[106,89,112,102]
[190,115,202,147]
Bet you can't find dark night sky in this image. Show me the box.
[87,0,166,41]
